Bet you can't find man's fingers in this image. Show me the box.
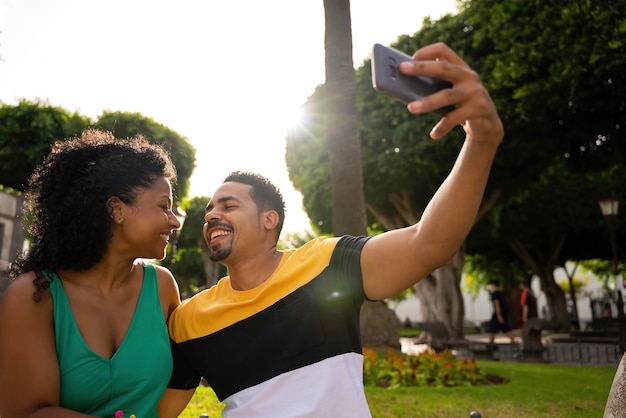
[412,42,469,68]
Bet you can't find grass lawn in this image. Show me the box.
[179,360,617,418]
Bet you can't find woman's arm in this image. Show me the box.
[158,388,197,418]
[0,273,92,417]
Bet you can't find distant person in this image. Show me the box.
[487,280,515,344]
[0,130,182,418]
[519,280,538,328]
[568,303,580,330]
[158,42,505,417]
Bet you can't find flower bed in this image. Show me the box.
[363,347,487,388]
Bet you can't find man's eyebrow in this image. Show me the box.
[205,196,240,213]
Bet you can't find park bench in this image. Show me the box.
[414,320,470,353]
[519,318,554,361]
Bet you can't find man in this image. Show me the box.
[487,280,515,345]
[159,42,504,417]
[519,280,538,327]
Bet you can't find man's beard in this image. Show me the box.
[209,245,231,262]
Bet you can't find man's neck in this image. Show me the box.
[227,248,283,291]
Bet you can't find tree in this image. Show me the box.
[321,0,401,350]
[96,111,196,199]
[286,85,333,233]
[463,0,626,329]
[0,102,197,205]
[288,0,626,334]
[391,2,626,330]
[289,9,472,340]
[278,230,317,250]
[0,100,90,191]
[322,0,367,236]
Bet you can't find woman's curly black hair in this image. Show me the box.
[9,129,177,285]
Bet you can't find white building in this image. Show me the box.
[0,189,26,296]
[390,266,608,331]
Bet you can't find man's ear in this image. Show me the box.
[262,210,280,231]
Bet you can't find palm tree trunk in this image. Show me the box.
[323,0,367,236]
[323,0,400,349]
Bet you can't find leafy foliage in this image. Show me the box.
[168,247,206,296]
[0,101,196,201]
[286,86,334,233]
[286,0,626,329]
[0,99,90,190]
[464,254,531,293]
[472,0,625,171]
[176,196,210,249]
[464,0,626,302]
[162,196,227,297]
[95,111,196,198]
[278,230,318,250]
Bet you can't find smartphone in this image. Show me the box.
[371,43,454,116]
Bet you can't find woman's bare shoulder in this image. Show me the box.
[0,271,52,313]
[0,271,54,364]
[147,263,181,316]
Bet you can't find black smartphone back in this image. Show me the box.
[371,43,454,116]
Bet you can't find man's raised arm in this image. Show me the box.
[362,42,504,301]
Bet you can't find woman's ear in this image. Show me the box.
[107,196,124,224]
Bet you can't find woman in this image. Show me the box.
[0,129,182,417]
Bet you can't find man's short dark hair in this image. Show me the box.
[223,171,286,240]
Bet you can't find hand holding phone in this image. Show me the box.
[371,43,454,116]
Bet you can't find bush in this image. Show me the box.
[363,347,486,389]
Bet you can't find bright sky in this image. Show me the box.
[0,0,458,234]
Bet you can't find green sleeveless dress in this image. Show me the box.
[45,264,172,418]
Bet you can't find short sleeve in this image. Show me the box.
[167,339,202,390]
